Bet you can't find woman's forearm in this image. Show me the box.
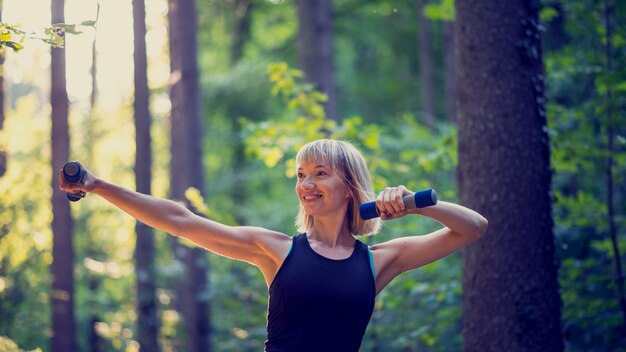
[415,201,488,239]
[91,178,191,235]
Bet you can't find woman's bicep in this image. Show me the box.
[373,228,478,290]
[172,214,259,261]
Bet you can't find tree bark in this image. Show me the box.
[133,0,160,350]
[296,0,337,121]
[417,0,435,128]
[50,0,75,350]
[168,0,211,350]
[456,0,563,351]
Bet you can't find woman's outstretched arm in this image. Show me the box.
[58,166,291,284]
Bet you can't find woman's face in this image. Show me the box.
[295,160,351,218]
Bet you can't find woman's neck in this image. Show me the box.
[308,218,353,248]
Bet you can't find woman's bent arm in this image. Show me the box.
[371,188,488,293]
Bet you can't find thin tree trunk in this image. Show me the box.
[417,0,435,128]
[0,5,6,177]
[456,0,563,350]
[296,0,337,121]
[602,0,626,333]
[86,15,101,352]
[443,21,456,123]
[90,34,98,109]
[87,277,101,352]
[230,0,253,226]
[50,0,75,350]
[133,0,160,350]
[168,0,211,350]
[230,0,252,66]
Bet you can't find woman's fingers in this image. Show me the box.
[376,186,411,219]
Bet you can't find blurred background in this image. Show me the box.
[0,0,624,351]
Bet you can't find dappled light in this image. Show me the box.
[0,0,625,351]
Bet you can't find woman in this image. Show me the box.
[59,139,487,352]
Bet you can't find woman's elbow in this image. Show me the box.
[474,216,488,239]
[165,207,196,237]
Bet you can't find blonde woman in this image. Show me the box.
[59,138,487,352]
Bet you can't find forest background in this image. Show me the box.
[0,0,625,351]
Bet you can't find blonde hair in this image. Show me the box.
[295,139,381,236]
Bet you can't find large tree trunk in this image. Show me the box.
[168,0,211,350]
[456,1,563,351]
[296,0,337,121]
[133,0,160,350]
[416,0,435,128]
[50,0,75,350]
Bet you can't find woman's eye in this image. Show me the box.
[317,171,328,176]
[297,173,305,179]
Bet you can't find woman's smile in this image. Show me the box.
[302,194,323,201]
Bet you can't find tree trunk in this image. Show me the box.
[229,0,253,226]
[133,0,160,350]
[87,277,101,352]
[0,5,6,177]
[543,2,569,51]
[416,0,435,128]
[230,0,253,65]
[456,1,563,351]
[443,21,456,123]
[296,0,337,121]
[85,12,101,352]
[602,0,626,333]
[168,0,211,350]
[90,33,98,109]
[50,0,75,350]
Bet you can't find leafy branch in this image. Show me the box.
[0,4,98,51]
[242,63,381,176]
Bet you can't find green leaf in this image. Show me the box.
[423,0,455,21]
[4,41,23,51]
[80,20,97,27]
[540,7,559,22]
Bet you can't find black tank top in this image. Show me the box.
[265,233,376,352]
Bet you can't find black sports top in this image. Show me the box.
[265,233,376,352]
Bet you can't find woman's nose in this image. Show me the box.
[300,175,315,189]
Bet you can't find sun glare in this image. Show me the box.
[3,0,168,111]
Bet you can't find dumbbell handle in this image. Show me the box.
[359,188,437,220]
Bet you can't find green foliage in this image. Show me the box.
[334,0,443,123]
[243,63,382,175]
[0,336,42,352]
[544,0,626,349]
[0,96,53,350]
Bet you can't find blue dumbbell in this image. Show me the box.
[62,161,87,202]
